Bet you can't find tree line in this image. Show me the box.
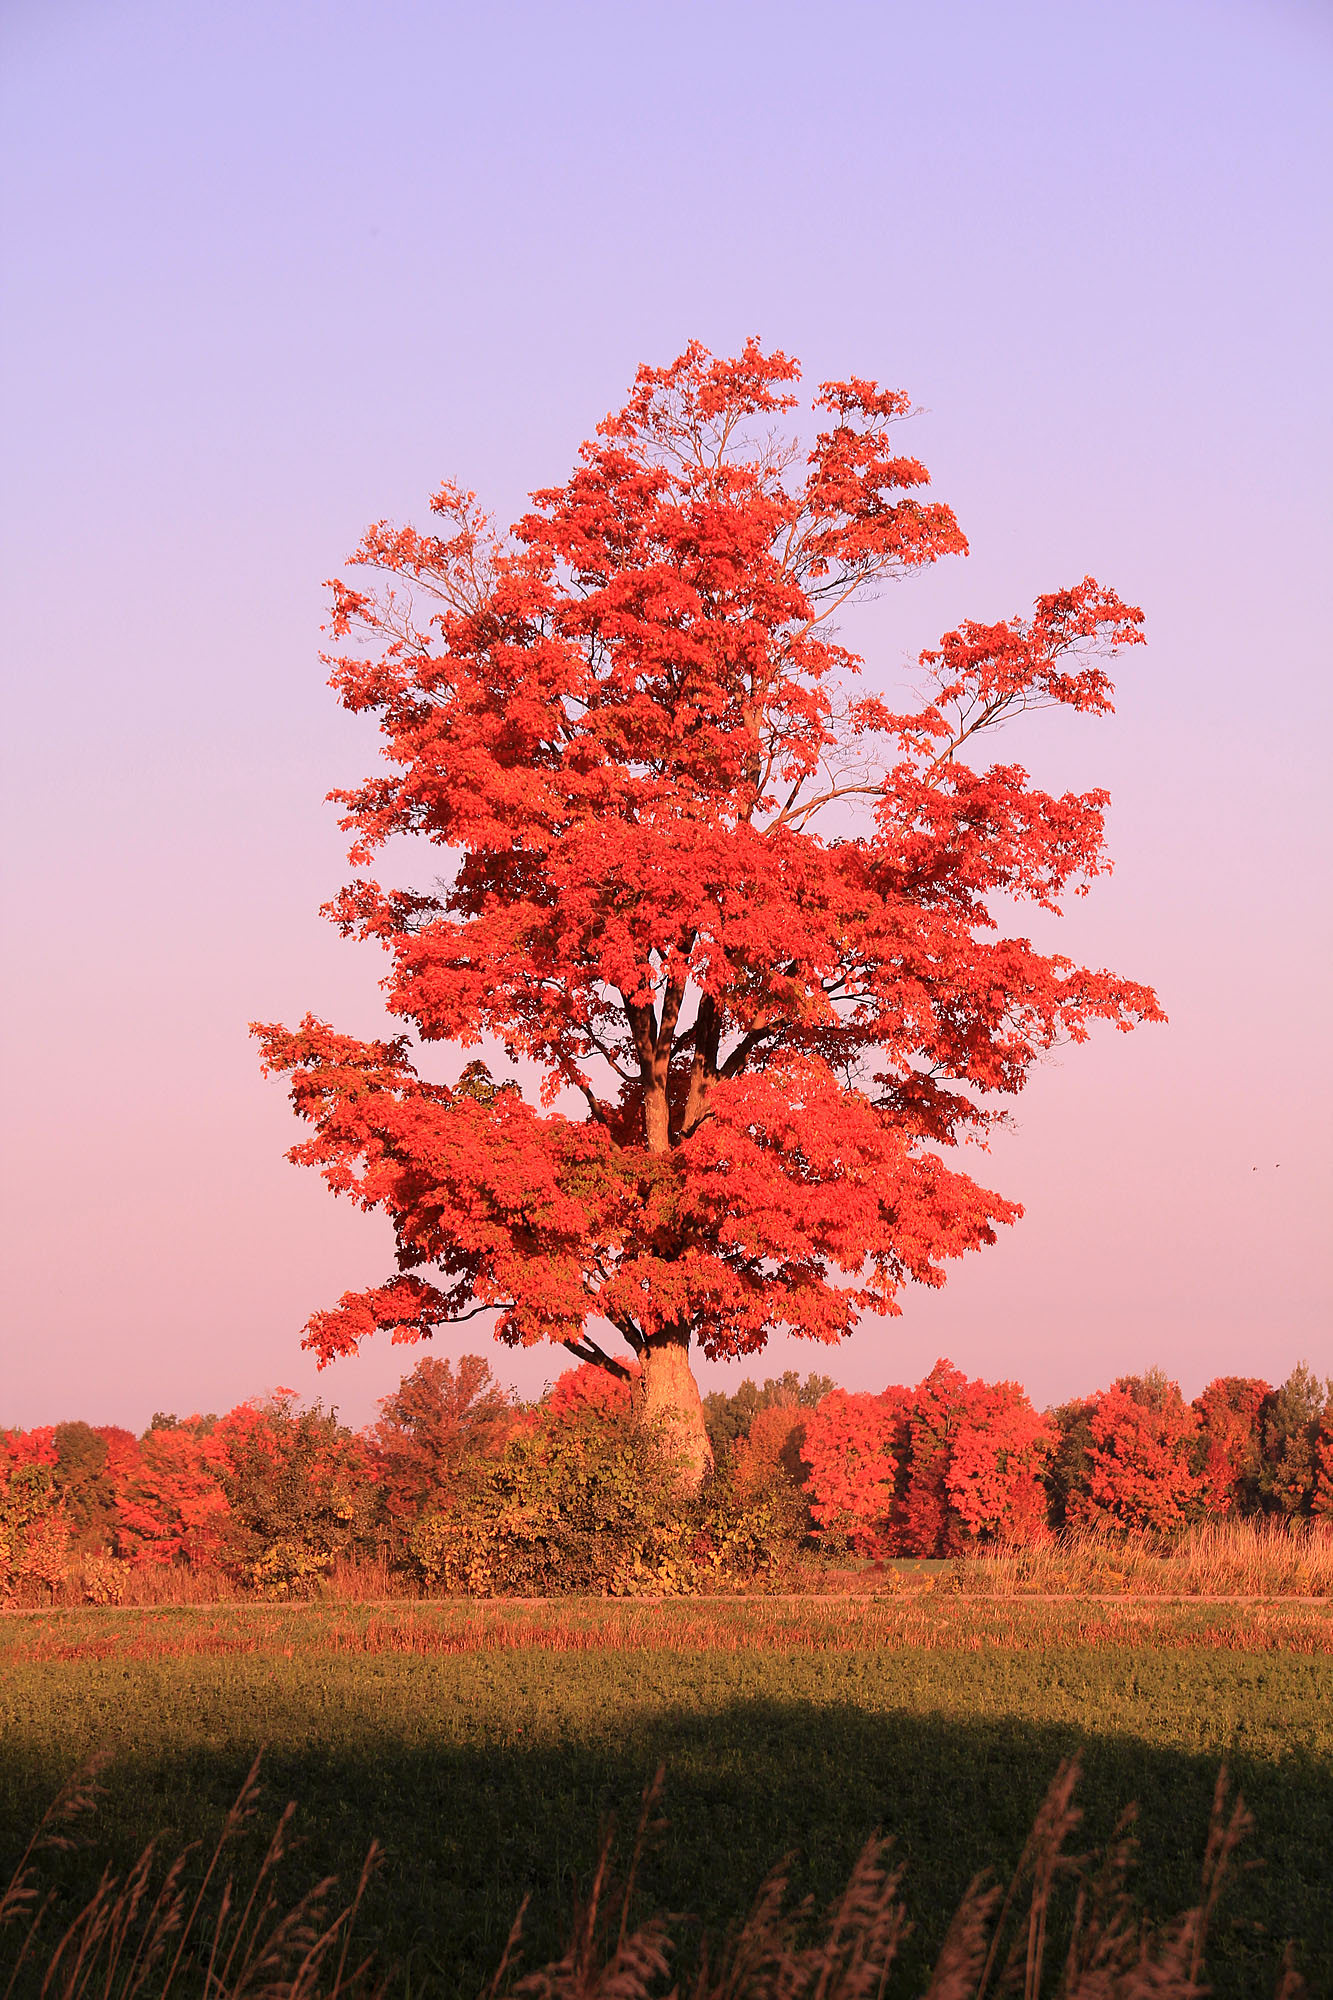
[3,1355,1329,1603]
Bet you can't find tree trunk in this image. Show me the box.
[639,1329,713,1491]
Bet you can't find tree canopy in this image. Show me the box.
[254,339,1162,1482]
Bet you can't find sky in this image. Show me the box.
[2,0,1330,1432]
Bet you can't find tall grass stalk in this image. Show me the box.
[6,1750,1294,1998]
[0,1757,380,2000]
[491,1757,1303,2000]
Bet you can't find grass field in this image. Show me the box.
[2,1598,1330,1996]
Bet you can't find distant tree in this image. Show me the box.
[729,1402,809,1491]
[371,1354,513,1523]
[255,338,1160,1489]
[938,1372,1053,1549]
[1258,1363,1332,1516]
[1067,1373,1203,1537]
[49,1423,138,1550]
[1192,1377,1270,1516]
[113,1419,230,1568]
[895,1359,973,1556]
[49,1422,109,1528]
[800,1389,902,1554]
[1045,1398,1096,1530]
[703,1372,836,1453]
[215,1393,379,1593]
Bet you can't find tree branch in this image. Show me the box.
[561,1335,636,1379]
[719,1024,779,1078]
[771,781,886,832]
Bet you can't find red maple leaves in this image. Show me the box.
[800,1361,1054,1555]
[253,339,1161,1447]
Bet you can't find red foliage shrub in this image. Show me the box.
[546,1362,637,1421]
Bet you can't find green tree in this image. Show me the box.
[704,1373,836,1453]
[1259,1364,1333,1516]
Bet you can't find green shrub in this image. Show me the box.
[407,1409,800,1597]
[216,1396,382,1595]
[408,1409,676,1595]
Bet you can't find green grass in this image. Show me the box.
[1,1601,1329,1997]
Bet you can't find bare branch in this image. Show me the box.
[433,1303,514,1325]
[771,780,887,831]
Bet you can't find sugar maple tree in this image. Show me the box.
[254,339,1161,1486]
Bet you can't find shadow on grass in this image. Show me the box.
[1,1695,1328,1998]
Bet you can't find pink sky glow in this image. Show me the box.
[2,0,1330,1431]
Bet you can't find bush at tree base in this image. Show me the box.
[407,1407,795,1596]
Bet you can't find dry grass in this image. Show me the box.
[23,1556,419,1614]
[945,1518,1333,1600]
[2,1757,1305,1999]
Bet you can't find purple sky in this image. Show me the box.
[3,1,1330,1432]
